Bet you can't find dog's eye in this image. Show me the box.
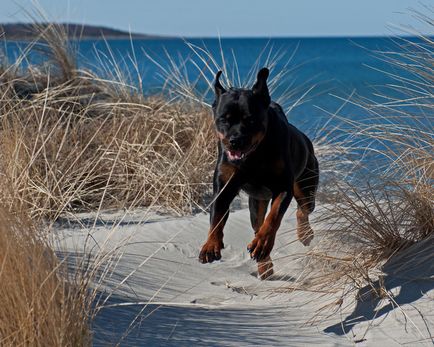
[245,118,255,125]
[218,118,228,125]
[219,114,233,124]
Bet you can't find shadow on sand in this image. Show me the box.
[92,295,325,346]
[324,236,434,337]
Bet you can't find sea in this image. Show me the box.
[3,36,430,166]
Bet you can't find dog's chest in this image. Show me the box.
[241,183,273,200]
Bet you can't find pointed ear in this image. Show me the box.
[252,67,270,106]
[214,70,226,98]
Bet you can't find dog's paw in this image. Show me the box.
[247,232,275,261]
[199,239,224,264]
[297,225,314,246]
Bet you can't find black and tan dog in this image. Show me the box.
[199,68,319,279]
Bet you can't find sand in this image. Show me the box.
[56,202,434,346]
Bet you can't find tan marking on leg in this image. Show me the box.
[248,192,288,261]
[296,208,313,246]
[293,182,315,246]
[257,256,274,280]
[199,210,228,263]
[259,192,287,234]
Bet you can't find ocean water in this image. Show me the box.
[3,36,428,141]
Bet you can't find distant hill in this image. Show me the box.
[0,23,163,40]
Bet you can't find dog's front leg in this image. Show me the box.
[199,173,240,264]
[247,191,292,261]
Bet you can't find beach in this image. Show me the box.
[57,203,434,346]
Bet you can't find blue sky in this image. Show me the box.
[1,0,431,37]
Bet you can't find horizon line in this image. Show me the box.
[0,21,431,40]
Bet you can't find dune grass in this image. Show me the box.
[296,24,433,313]
[1,23,216,221]
[0,203,93,346]
[0,20,217,345]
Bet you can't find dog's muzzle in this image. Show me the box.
[225,143,258,162]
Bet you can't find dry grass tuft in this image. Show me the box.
[305,179,433,295]
[0,22,216,221]
[0,90,215,219]
[0,204,92,346]
[0,16,217,345]
[297,18,434,308]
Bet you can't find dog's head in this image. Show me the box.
[212,67,270,163]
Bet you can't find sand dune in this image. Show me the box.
[57,204,434,346]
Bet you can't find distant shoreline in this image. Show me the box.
[0,22,169,41]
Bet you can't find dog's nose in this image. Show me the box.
[229,136,244,148]
[229,137,241,147]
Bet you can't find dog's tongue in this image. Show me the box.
[227,150,243,161]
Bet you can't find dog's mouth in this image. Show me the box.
[226,149,246,161]
[225,144,257,162]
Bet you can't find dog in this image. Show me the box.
[199,68,319,279]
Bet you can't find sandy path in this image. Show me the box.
[58,206,433,346]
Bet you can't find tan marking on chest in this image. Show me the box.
[219,162,237,183]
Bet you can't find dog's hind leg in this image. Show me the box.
[293,156,319,246]
[249,198,273,279]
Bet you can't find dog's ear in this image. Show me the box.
[252,67,270,106]
[214,70,226,99]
